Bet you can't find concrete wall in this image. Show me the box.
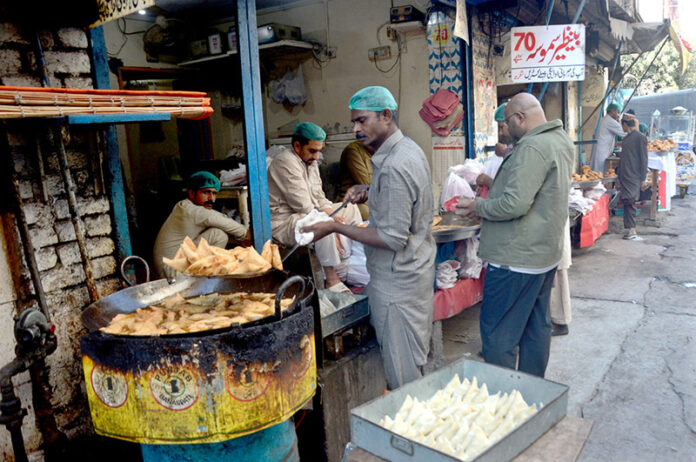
[0,23,122,459]
[257,0,431,165]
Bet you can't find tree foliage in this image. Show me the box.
[620,40,696,95]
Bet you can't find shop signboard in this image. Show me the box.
[91,0,156,28]
[510,24,585,83]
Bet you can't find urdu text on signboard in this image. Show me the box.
[510,24,585,83]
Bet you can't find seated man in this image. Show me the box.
[268,122,362,292]
[153,171,251,279]
[476,103,512,191]
[337,140,373,220]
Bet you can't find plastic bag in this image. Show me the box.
[294,210,332,246]
[436,260,460,289]
[456,238,482,279]
[269,66,307,106]
[451,160,484,185]
[346,241,370,287]
[441,170,475,208]
[584,183,606,201]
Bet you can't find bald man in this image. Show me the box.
[456,93,573,377]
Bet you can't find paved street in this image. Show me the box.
[442,195,696,460]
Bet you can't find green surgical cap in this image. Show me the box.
[293,122,326,141]
[349,86,398,111]
[607,103,622,113]
[188,171,220,192]
[639,122,648,134]
[494,103,507,122]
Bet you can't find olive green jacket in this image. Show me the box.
[476,120,573,268]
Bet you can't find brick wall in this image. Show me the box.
[1,23,122,458]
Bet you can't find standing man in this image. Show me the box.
[302,86,436,389]
[153,171,251,279]
[476,103,512,190]
[456,93,573,377]
[590,103,626,173]
[618,117,648,240]
[267,122,362,292]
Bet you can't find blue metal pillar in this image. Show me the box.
[88,26,133,261]
[462,8,475,159]
[237,0,273,251]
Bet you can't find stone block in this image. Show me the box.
[11,149,28,173]
[38,30,55,50]
[55,221,76,242]
[0,49,21,74]
[43,51,91,75]
[1,75,42,88]
[53,199,70,220]
[45,286,89,312]
[97,277,122,297]
[86,237,115,258]
[57,243,81,266]
[84,214,111,237]
[73,169,91,192]
[92,256,116,279]
[45,175,65,196]
[18,180,33,199]
[23,202,52,226]
[35,248,57,271]
[78,197,110,216]
[0,23,29,44]
[63,76,93,89]
[40,264,86,292]
[57,28,88,49]
[29,226,58,248]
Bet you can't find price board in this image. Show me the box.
[510,24,585,83]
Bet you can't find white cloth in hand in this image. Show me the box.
[295,209,333,246]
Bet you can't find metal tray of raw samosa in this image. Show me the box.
[350,359,568,462]
[432,214,481,243]
[318,289,369,338]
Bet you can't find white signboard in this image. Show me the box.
[510,24,585,83]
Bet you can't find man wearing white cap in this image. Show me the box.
[302,86,436,389]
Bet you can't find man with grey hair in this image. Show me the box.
[456,92,573,377]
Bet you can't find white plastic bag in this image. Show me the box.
[441,170,475,208]
[456,238,482,279]
[436,260,460,289]
[584,183,606,201]
[269,66,307,106]
[452,159,484,185]
[346,241,370,287]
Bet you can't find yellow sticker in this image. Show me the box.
[150,368,199,411]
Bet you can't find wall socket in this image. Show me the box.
[368,46,391,61]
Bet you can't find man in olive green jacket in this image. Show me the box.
[456,93,573,377]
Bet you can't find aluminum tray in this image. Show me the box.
[432,225,480,243]
[351,359,568,462]
[571,180,601,189]
[319,290,369,338]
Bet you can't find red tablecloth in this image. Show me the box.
[433,270,485,321]
[579,194,609,248]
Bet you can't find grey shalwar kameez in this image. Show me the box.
[364,130,436,390]
[618,130,648,229]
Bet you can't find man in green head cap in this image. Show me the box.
[590,102,626,173]
[301,86,436,390]
[153,171,251,279]
[477,102,513,190]
[268,121,362,292]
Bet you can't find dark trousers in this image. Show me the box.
[622,198,636,229]
[480,265,556,377]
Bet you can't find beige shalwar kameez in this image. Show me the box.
[550,219,572,325]
[267,148,361,267]
[153,199,247,279]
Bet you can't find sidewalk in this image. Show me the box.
[441,195,696,460]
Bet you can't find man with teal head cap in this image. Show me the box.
[477,102,513,190]
[153,171,251,279]
[301,86,436,390]
[268,121,362,292]
[590,102,626,173]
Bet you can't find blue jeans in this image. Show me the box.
[480,265,556,377]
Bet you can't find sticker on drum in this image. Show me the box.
[91,367,128,408]
[226,363,272,402]
[290,335,313,379]
[150,368,199,411]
